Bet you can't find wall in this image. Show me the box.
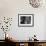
[0,0,46,40]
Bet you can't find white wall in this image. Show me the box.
[0,0,46,40]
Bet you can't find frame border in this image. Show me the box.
[18,14,34,27]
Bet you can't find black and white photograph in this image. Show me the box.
[18,14,34,27]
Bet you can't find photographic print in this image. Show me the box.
[18,14,34,27]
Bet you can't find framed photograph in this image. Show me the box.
[18,14,34,27]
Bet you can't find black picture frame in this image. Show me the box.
[18,14,34,27]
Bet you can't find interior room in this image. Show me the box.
[0,0,46,46]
